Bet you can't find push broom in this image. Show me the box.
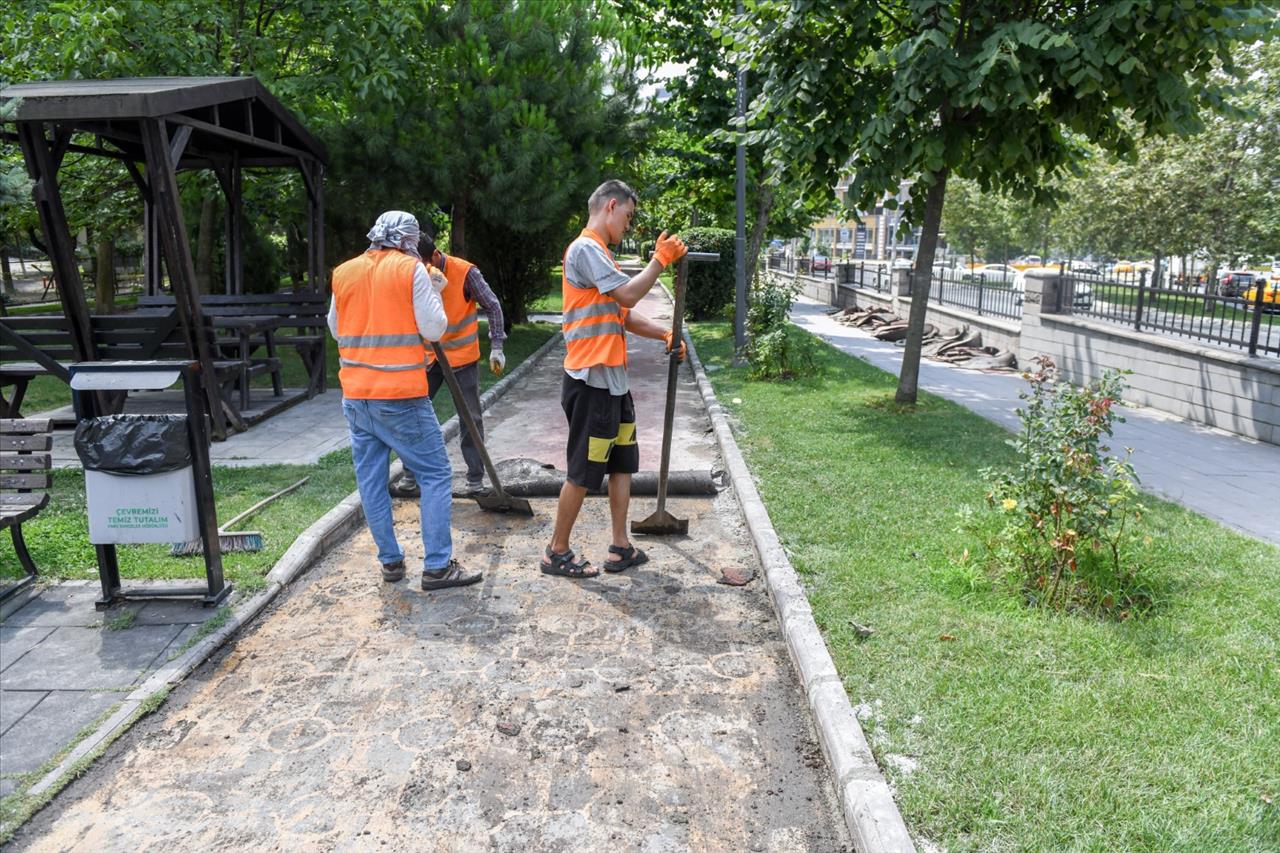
[171,476,310,556]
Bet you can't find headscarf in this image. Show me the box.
[366,211,421,258]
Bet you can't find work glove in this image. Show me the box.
[653,230,688,268]
[489,344,506,376]
[663,330,687,363]
[427,265,447,292]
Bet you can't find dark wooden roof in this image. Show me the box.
[0,76,327,167]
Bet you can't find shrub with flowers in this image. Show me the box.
[980,356,1151,616]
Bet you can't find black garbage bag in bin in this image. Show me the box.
[74,414,192,476]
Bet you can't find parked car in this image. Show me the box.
[961,263,1017,284]
[1217,270,1257,298]
[1111,259,1155,275]
[810,254,831,271]
[1067,263,1105,278]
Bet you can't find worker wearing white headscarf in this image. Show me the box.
[327,210,482,591]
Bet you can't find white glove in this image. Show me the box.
[428,266,447,293]
[489,346,506,376]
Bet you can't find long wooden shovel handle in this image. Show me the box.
[654,258,688,514]
[428,342,512,501]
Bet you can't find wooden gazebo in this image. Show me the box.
[0,77,327,438]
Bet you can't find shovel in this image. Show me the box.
[632,251,719,536]
[429,342,534,516]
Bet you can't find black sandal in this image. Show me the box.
[540,546,599,579]
[605,543,648,573]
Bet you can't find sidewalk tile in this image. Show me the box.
[1,625,185,691]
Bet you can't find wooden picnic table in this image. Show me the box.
[211,314,284,410]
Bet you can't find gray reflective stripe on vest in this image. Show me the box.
[336,333,423,348]
[339,357,428,372]
[439,330,479,350]
[563,302,621,324]
[445,312,478,334]
[563,322,624,343]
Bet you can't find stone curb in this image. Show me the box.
[26,329,564,801]
[682,330,917,853]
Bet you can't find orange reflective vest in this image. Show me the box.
[563,228,629,371]
[425,255,481,368]
[331,249,428,399]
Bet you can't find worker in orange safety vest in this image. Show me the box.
[328,210,482,591]
[389,233,507,499]
[538,179,688,579]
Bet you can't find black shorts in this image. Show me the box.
[561,375,638,490]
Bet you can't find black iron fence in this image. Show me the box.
[1070,272,1279,358]
[923,268,1022,321]
[836,261,890,293]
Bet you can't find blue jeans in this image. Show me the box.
[343,396,453,571]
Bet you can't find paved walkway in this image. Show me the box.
[0,583,223,797]
[10,290,850,851]
[791,296,1280,547]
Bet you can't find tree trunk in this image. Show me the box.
[195,194,216,294]
[1,247,13,296]
[746,181,774,286]
[96,238,117,313]
[895,167,949,405]
[1152,250,1164,289]
[451,194,468,258]
[287,223,305,290]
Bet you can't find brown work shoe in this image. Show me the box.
[421,559,482,591]
[381,560,406,582]
[389,473,420,498]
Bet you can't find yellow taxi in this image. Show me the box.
[1243,274,1280,311]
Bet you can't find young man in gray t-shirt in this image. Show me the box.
[540,179,688,579]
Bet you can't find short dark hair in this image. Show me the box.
[418,232,437,259]
[588,179,638,213]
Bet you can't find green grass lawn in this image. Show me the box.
[690,321,1280,851]
[0,322,557,588]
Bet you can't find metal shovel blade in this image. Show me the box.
[428,340,534,518]
[472,490,534,515]
[631,508,688,536]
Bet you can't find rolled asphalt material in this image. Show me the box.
[5,291,855,850]
[789,296,1280,549]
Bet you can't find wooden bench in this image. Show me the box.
[1,418,52,601]
[137,292,328,395]
[0,311,243,418]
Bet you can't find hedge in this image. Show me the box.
[681,227,736,320]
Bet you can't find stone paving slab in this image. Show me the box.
[0,627,56,673]
[1,690,46,735]
[790,297,1280,547]
[0,690,121,781]
[0,582,138,629]
[1,625,186,691]
[9,289,850,851]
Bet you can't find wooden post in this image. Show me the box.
[16,122,95,361]
[140,118,230,439]
[214,155,243,295]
